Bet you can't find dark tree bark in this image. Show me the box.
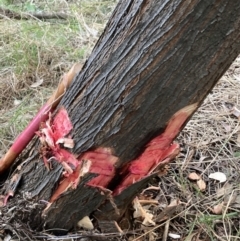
[1,0,240,234]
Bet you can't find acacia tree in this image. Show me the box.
[1,0,240,235]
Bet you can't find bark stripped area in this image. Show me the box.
[1,0,240,234]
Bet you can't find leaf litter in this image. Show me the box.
[209,172,227,183]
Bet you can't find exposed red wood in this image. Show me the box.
[44,103,197,218]
[37,107,79,172]
[46,148,118,206]
[82,148,118,187]
[38,109,118,208]
[113,103,198,196]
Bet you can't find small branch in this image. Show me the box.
[0,7,69,21]
[25,12,69,21]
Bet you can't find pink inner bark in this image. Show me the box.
[12,103,51,154]
[42,104,197,204]
[39,109,118,204]
[112,104,197,195]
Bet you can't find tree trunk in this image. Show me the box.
[1,0,240,234]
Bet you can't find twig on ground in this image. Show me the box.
[0,7,69,21]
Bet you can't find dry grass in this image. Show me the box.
[0,1,240,240]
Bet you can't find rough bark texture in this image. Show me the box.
[2,0,240,233]
[63,0,240,164]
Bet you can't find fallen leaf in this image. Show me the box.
[168,233,181,239]
[142,213,154,226]
[212,202,224,214]
[77,216,94,230]
[188,172,200,180]
[209,172,227,183]
[30,78,43,88]
[197,179,206,191]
